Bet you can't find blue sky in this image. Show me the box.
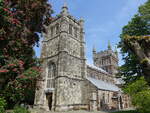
[34,0,147,65]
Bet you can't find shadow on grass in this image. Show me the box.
[109,110,139,113]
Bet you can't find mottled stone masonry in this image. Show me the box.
[87,65,114,84]
[34,4,131,112]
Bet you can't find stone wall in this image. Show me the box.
[97,90,118,110]
[55,77,86,111]
[34,4,132,112]
[85,80,97,111]
[85,79,119,111]
[87,65,114,84]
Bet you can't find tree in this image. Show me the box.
[139,0,150,22]
[124,77,150,113]
[123,36,150,83]
[119,1,150,112]
[0,97,6,113]
[118,14,150,84]
[0,0,52,108]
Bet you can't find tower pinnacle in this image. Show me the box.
[108,40,112,50]
[93,45,96,53]
[63,0,67,8]
[61,0,69,16]
[115,46,118,56]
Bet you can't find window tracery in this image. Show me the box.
[47,63,56,88]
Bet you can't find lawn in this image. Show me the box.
[110,110,139,113]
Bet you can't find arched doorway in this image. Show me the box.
[46,92,53,110]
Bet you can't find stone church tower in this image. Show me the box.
[93,42,118,75]
[34,4,87,111]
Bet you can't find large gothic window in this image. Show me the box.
[47,63,56,88]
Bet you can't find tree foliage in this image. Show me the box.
[0,0,52,108]
[118,0,150,84]
[119,1,150,112]
[139,0,150,22]
[124,77,150,113]
[123,36,150,83]
[0,97,6,113]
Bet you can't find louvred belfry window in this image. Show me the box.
[69,24,73,35]
[47,63,56,88]
[74,27,78,38]
[56,24,59,34]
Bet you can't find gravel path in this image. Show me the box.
[30,109,109,113]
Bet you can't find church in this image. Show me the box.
[34,4,131,112]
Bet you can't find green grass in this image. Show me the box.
[110,110,139,113]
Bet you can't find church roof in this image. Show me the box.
[87,63,109,75]
[87,77,121,92]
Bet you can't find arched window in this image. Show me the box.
[102,93,105,104]
[47,63,56,88]
[108,93,109,103]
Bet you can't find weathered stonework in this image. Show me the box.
[93,46,118,75]
[34,4,131,112]
[34,4,87,111]
[87,65,114,84]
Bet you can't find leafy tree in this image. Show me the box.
[119,1,150,112]
[123,36,150,83]
[139,0,150,22]
[118,1,150,84]
[0,0,52,108]
[0,97,6,113]
[124,77,150,113]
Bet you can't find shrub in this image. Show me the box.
[13,106,30,113]
[0,97,6,113]
[133,90,150,113]
[124,77,150,113]
[124,77,149,96]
